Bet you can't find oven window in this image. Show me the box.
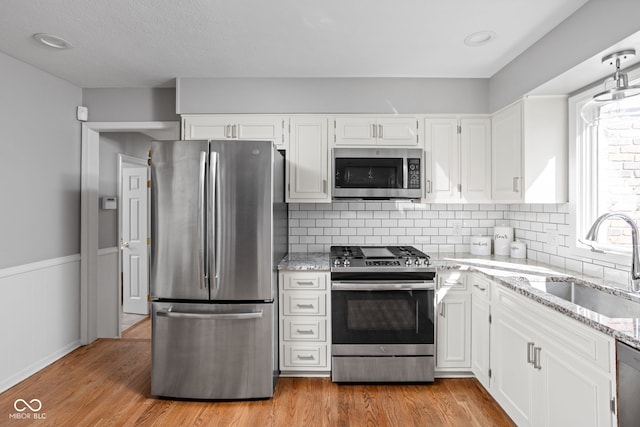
[334,158,403,189]
[332,290,434,345]
[348,299,415,331]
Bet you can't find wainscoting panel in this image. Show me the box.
[0,255,81,393]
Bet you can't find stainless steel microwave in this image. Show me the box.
[332,148,423,199]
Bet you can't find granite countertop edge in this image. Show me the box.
[278,252,640,349]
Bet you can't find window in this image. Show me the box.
[570,73,640,261]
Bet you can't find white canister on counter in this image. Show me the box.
[470,235,491,256]
[493,225,514,256]
[510,240,527,259]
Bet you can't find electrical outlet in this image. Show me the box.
[547,229,559,246]
[452,221,463,237]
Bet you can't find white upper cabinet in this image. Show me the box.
[287,116,330,203]
[491,96,567,203]
[333,116,420,146]
[182,115,289,150]
[424,116,491,203]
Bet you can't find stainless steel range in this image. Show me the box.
[330,246,436,383]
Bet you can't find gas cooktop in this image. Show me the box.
[330,245,432,271]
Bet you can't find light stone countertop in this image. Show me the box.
[278,251,640,349]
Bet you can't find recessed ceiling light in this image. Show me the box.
[464,31,495,47]
[33,33,72,49]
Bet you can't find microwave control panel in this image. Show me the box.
[408,158,421,189]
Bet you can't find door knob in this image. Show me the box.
[122,241,130,249]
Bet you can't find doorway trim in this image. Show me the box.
[81,121,179,345]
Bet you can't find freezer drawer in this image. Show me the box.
[151,302,276,399]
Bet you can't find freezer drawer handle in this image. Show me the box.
[157,309,263,320]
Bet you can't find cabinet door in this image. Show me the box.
[182,115,230,140]
[532,338,614,427]
[461,118,491,202]
[436,293,471,369]
[377,117,419,146]
[424,118,459,202]
[333,117,376,146]
[491,102,523,202]
[471,295,491,389]
[287,116,330,203]
[491,298,535,427]
[236,116,288,150]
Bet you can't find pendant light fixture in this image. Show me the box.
[581,49,640,125]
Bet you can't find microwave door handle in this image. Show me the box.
[198,151,208,290]
[403,158,409,189]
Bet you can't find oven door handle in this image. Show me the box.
[331,281,435,291]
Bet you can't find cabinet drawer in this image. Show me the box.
[283,293,326,316]
[282,343,329,369]
[470,275,491,301]
[283,318,327,341]
[283,273,327,290]
[438,272,467,291]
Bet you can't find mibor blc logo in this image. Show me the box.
[9,398,46,420]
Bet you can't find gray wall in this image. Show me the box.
[176,78,490,114]
[489,0,640,111]
[82,88,179,122]
[0,51,82,269]
[98,133,151,249]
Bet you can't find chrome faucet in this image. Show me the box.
[583,212,640,292]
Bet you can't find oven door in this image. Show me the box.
[331,281,434,355]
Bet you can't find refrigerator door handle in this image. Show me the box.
[198,151,208,290]
[209,151,220,293]
[157,309,264,320]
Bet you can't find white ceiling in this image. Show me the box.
[0,0,590,88]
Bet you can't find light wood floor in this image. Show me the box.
[1,319,515,426]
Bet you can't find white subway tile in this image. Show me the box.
[340,228,356,236]
[374,228,390,236]
[472,211,488,219]
[340,211,357,219]
[300,219,316,227]
[390,228,407,236]
[365,202,382,211]
[381,219,398,227]
[357,228,373,236]
[583,263,604,279]
[381,236,399,245]
[365,219,382,228]
[374,211,390,219]
[365,236,382,244]
[356,211,374,219]
[307,228,324,236]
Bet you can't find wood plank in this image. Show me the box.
[0,318,514,426]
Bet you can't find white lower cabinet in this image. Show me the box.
[278,271,331,375]
[470,274,491,389]
[491,286,616,427]
[436,272,471,371]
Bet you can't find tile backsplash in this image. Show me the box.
[288,201,633,287]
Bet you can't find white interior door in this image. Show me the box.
[121,165,149,315]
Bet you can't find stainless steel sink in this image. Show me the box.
[542,280,640,319]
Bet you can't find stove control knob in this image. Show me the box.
[333,258,341,267]
[405,258,413,266]
[343,259,351,267]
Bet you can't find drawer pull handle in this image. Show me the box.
[297,355,315,360]
[296,304,315,309]
[296,329,315,335]
[533,347,542,370]
[527,342,535,364]
[473,284,486,291]
[295,281,315,286]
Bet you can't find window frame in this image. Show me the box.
[568,68,640,266]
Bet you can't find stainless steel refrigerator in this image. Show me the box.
[149,139,287,400]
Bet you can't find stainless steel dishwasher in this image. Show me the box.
[617,341,640,426]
